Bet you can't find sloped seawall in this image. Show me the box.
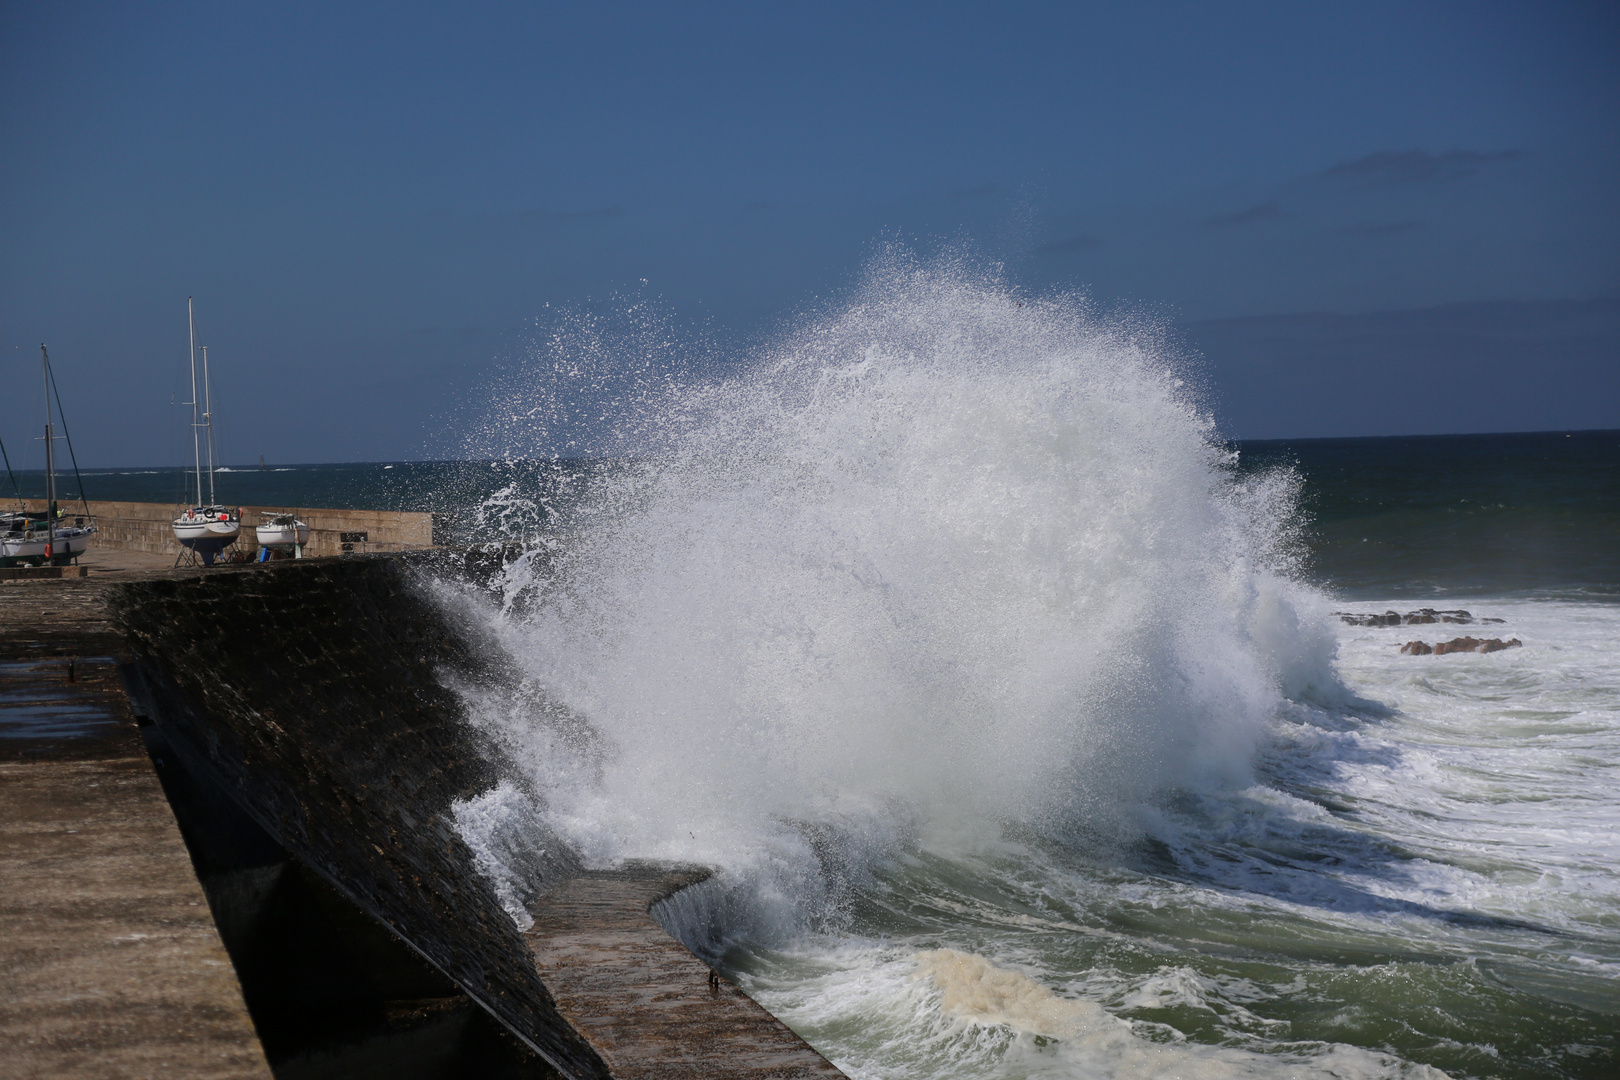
[108,556,606,1078]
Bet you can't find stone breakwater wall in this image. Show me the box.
[109,556,607,1078]
[18,498,434,558]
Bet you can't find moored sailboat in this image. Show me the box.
[0,510,49,566]
[0,439,39,566]
[1,346,97,567]
[255,512,309,551]
[171,299,240,565]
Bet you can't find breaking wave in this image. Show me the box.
[446,249,1341,945]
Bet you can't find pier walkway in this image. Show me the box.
[0,576,272,1079]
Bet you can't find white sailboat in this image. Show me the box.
[0,510,49,566]
[171,299,241,565]
[255,512,309,549]
[1,346,97,567]
[1,441,40,564]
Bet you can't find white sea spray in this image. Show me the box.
[429,250,1594,1079]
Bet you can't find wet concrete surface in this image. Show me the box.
[0,658,128,744]
[528,865,845,1079]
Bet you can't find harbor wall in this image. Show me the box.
[110,557,605,1078]
[17,499,435,559]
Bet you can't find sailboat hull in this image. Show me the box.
[1,536,49,565]
[47,526,95,562]
[1,520,92,566]
[255,523,309,546]
[174,507,240,564]
[172,532,236,566]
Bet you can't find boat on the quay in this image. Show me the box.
[173,504,242,554]
[255,511,309,554]
[171,300,240,565]
[2,512,95,566]
[1,347,97,567]
[0,511,48,566]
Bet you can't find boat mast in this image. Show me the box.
[0,433,21,510]
[202,345,217,505]
[41,345,56,554]
[188,298,203,508]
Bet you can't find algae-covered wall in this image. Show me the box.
[109,557,604,1079]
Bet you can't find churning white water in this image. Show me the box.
[442,254,1618,1079]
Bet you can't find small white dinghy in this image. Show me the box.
[256,512,309,550]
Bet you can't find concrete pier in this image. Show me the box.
[0,580,272,1079]
[0,557,848,1080]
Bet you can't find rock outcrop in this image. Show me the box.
[1340,608,1477,627]
[1401,636,1522,656]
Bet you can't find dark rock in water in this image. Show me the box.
[1338,610,1405,627]
[1340,608,1475,627]
[1481,617,1506,624]
[1435,636,1522,654]
[1402,608,1475,625]
[1402,636,1522,656]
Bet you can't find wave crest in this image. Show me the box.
[451,249,1342,939]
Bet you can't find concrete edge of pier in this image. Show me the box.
[0,586,273,1079]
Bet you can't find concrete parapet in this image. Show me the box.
[19,499,435,560]
[0,564,88,582]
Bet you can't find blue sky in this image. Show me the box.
[2,1,1616,465]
